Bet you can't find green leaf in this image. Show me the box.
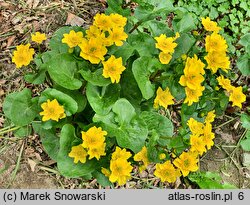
[120,67,142,110]
[241,114,250,129]
[134,0,174,21]
[132,57,161,99]
[239,33,250,47]
[32,122,60,161]
[79,69,111,87]
[47,53,82,90]
[147,130,160,162]
[181,103,198,126]
[112,98,136,125]
[151,0,174,11]
[110,42,136,64]
[168,135,186,154]
[92,171,113,187]
[54,86,87,113]
[188,172,237,189]
[140,111,173,137]
[49,26,85,53]
[3,89,39,126]
[14,125,32,138]
[237,54,250,76]
[24,69,46,84]
[173,12,196,33]
[240,1,248,11]
[86,83,120,115]
[141,20,174,37]
[173,33,196,60]
[93,100,148,153]
[40,88,78,116]
[115,116,148,153]
[128,33,157,57]
[240,136,250,151]
[105,0,130,16]
[57,124,96,177]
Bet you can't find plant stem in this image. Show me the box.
[0,126,21,135]
[214,117,238,129]
[129,21,142,34]
[7,141,25,188]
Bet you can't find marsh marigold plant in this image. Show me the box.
[6,3,247,188]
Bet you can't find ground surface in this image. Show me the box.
[0,0,250,188]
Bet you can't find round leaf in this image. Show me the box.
[32,122,60,161]
[47,53,82,90]
[57,124,96,177]
[3,88,39,126]
[132,57,161,99]
[86,83,120,115]
[79,69,111,87]
[40,88,78,116]
[112,98,136,125]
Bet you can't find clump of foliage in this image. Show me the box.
[3,0,248,187]
[174,0,249,53]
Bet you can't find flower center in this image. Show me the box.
[184,159,190,167]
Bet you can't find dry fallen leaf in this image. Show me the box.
[65,12,85,26]
[6,36,15,48]
[33,0,40,9]
[26,0,40,9]
[27,158,37,172]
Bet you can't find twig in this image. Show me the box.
[214,117,238,129]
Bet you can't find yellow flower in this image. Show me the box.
[187,118,204,136]
[173,151,199,177]
[79,37,107,64]
[179,55,205,89]
[154,87,174,109]
[201,17,221,33]
[86,25,103,39]
[204,51,230,73]
[205,110,216,124]
[184,86,205,106]
[192,31,199,36]
[229,86,246,108]
[179,73,204,90]
[154,160,181,183]
[101,167,111,177]
[40,99,66,122]
[87,143,106,160]
[93,13,113,31]
[190,135,207,156]
[181,54,187,61]
[110,13,127,28]
[155,33,179,54]
[159,52,172,64]
[185,54,205,75]
[111,146,132,161]
[31,32,46,44]
[102,55,126,83]
[68,144,88,164]
[108,27,128,46]
[205,32,228,53]
[109,158,133,185]
[62,30,84,48]
[217,75,233,92]
[12,43,35,68]
[159,153,166,160]
[134,146,150,168]
[201,123,215,150]
[81,126,107,149]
